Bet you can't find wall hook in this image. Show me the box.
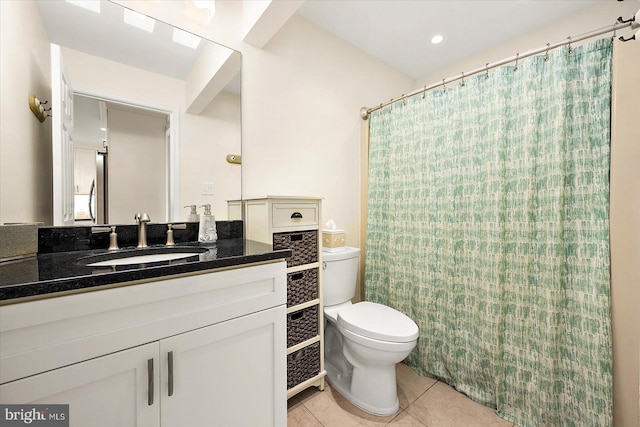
[28,93,49,123]
[226,154,241,164]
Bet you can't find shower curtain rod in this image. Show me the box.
[360,17,638,120]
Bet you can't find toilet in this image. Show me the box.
[322,247,419,416]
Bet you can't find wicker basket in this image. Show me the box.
[273,230,318,267]
[287,305,318,347]
[287,268,318,307]
[287,342,320,389]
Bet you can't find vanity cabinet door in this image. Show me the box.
[160,305,286,427]
[0,342,159,427]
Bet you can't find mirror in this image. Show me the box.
[36,0,242,225]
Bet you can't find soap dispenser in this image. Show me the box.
[198,204,217,243]
[184,205,200,222]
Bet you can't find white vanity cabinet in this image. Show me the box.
[0,262,287,427]
[1,342,160,427]
[242,197,325,399]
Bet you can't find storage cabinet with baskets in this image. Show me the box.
[242,196,325,398]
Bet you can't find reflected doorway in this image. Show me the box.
[73,94,171,225]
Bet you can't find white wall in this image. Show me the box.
[0,0,52,225]
[240,15,413,246]
[610,37,640,427]
[181,91,242,218]
[107,105,166,224]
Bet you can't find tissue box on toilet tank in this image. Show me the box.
[322,229,346,252]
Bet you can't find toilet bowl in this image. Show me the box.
[322,247,419,416]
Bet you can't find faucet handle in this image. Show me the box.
[91,226,119,251]
[134,212,150,223]
[166,223,186,246]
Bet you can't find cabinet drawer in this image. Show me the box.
[287,305,318,347]
[287,342,320,390]
[273,230,318,267]
[272,203,319,229]
[287,268,318,307]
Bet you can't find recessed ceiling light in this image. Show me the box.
[173,28,201,49]
[66,0,100,14]
[431,35,444,44]
[123,9,156,32]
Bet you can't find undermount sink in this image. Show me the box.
[79,247,208,267]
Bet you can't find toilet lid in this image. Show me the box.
[337,302,419,343]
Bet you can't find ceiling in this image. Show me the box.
[36,0,621,87]
[296,0,603,80]
[36,0,209,80]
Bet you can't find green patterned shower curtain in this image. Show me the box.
[365,39,612,427]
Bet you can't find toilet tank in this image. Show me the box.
[322,247,360,306]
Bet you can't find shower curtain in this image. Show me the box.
[365,39,613,427]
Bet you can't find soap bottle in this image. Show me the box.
[198,204,217,243]
[184,205,200,222]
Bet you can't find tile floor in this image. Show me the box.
[287,363,519,427]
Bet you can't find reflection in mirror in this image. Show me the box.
[35,0,241,225]
[73,96,170,224]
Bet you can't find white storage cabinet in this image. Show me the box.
[242,196,325,399]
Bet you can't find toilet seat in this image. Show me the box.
[337,302,419,343]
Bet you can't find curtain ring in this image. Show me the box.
[567,36,573,55]
[514,53,519,72]
[402,95,406,106]
[422,86,426,99]
[485,63,489,79]
[460,71,465,87]
[442,78,446,93]
[544,43,550,62]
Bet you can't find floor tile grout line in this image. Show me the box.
[404,378,441,409]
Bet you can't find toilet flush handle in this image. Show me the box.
[323,261,327,270]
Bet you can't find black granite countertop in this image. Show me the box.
[0,239,291,303]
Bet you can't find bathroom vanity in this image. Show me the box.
[0,229,290,427]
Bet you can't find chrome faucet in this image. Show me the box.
[134,212,150,248]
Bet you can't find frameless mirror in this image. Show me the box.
[35,0,241,225]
